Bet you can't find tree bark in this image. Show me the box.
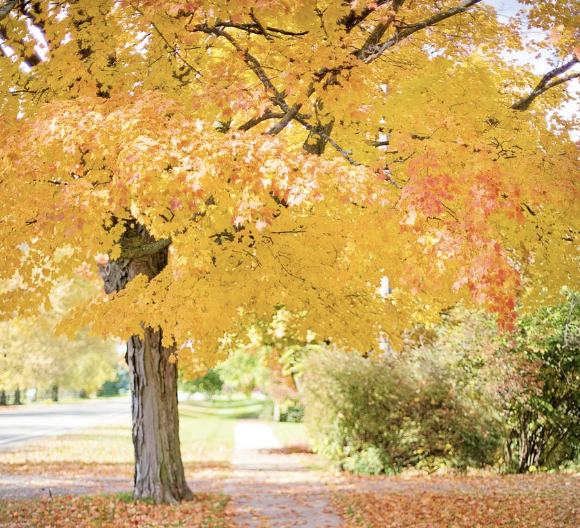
[129,328,192,504]
[99,223,192,504]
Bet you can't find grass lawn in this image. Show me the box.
[0,492,231,528]
[0,413,236,528]
[0,413,235,478]
[179,400,264,418]
[180,414,235,467]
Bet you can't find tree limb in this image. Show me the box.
[266,103,302,134]
[294,115,361,165]
[340,0,396,32]
[511,57,580,111]
[191,24,291,112]
[360,0,484,63]
[354,0,406,58]
[131,4,202,77]
[214,20,308,37]
[119,237,172,259]
[265,26,309,37]
[0,0,16,22]
[238,110,287,131]
[249,10,273,41]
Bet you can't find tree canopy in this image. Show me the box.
[0,0,578,361]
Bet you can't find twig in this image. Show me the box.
[131,4,202,76]
[191,24,290,112]
[383,169,402,189]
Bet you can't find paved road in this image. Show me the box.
[0,397,131,451]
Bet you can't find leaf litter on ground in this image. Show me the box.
[333,473,580,528]
[0,492,233,528]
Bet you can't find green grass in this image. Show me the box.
[179,401,264,418]
[185,399,262,409]
[0,413,235,477]
[269,422,310,446]
[179,414,235,464]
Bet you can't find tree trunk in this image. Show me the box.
[129,328,192,504]
[517,420,545,473]
[51,384,59,402]
[273,400,281,422]
[0,390,6,406]
[99,222,192,504]
[13,387,21,405]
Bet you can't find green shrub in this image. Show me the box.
[180,368,223,397]
[282,404,305,423]
[303,348,503,474]
[501,293,580,472]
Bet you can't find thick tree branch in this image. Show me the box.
[0,0,16,22]
[238,110,286,131]
[360,0,484,63]
[249,10,273,41]
[119,237,172,259]
[265,26,309,37]
[266,103,302,134]
[511,57,580,111]
[354,0,406,58]
[214,21,308,37]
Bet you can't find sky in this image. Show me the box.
[484,0,552,74]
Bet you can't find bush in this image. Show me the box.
[97,368,129,396]
[282,404,305,423]
[303,348,503,474]
[501,293,580,472]
[180,368,223,398]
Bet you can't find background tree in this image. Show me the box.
[0,277,118,399]
[0,0,579,502]
[401,301,580,473]
[501,293,580,472]
[216,349,269,397]
[179,369,223,399]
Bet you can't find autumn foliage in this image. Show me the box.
[0,0,578,358]
[0,0,579,505]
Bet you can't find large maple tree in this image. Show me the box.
[0,0,578,503]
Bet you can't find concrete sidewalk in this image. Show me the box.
[224,420,344,528]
